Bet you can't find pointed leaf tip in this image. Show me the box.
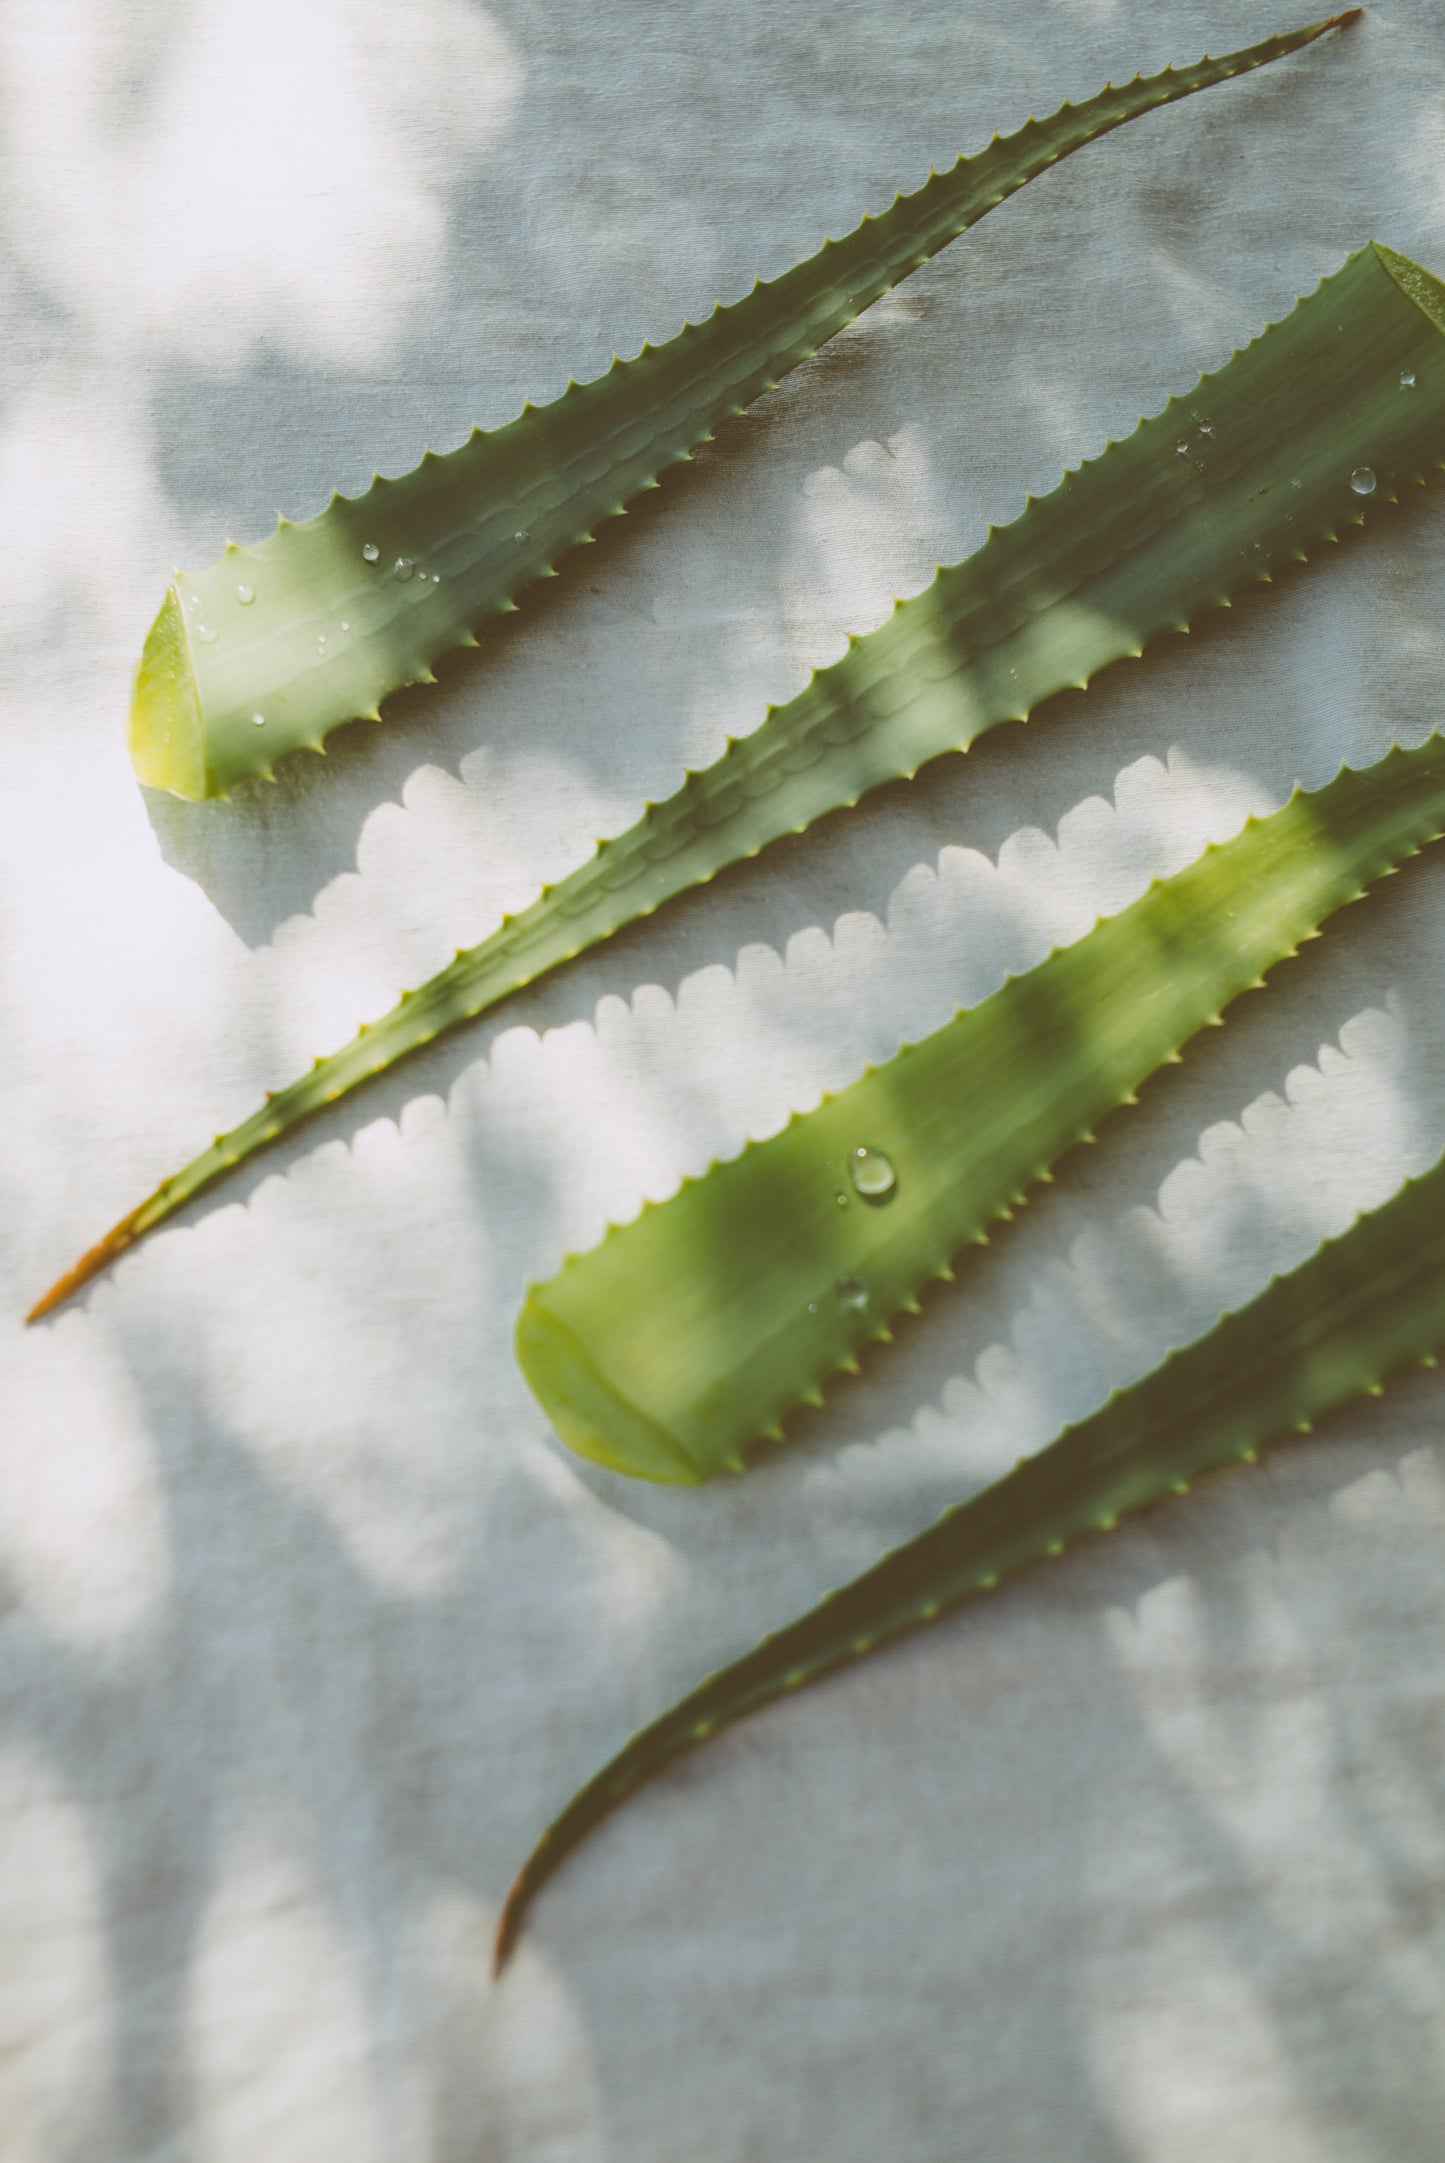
[26,1207,145,1323]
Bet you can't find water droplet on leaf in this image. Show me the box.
[339,620,350,632]
[394,557,415,581]
[1175,439,1189,456]
[1350,466,1376,496]
[362,542,380,563]
[234,583,255,605]
[835,1276,869,1311]
[849,1145,897,1201]
[196,624,217,643]
[251,712,266,728]
[1401,369,1418,389]
[514,529,530,544]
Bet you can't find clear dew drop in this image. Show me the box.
[848,1145,897,1201]
[835,1276,869,1312]
[196,624,218,643]
[807,1301,819,1316]
[186,591,203,611]
[1198,420,1213,436]
[1350,465,1377,496]
[833,1189,849,1209]
[317,633,327,653]
[1175,438,1189,456]
[394,557,415,581]
[339,619,350,632]
[251,712,267,728]
[362,542,380,562]
[514,529,530,544]
[234,583,255,605]
[1401,369,1418,389]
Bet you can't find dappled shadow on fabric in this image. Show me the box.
[14,957,1445,2157]
[9,5,1445,2157]
[15,752,1445,2152]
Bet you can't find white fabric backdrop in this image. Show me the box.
[3,2,1445,2156]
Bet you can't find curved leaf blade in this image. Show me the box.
[495,1125,1445,1968]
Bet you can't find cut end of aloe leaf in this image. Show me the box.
[515,1292,703,1485]
[1374,241,1445,336]
[129,585,209,800]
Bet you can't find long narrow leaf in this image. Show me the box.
[132,15,1353,800]
[39,228,1445,1324]
[517,734,1445,1483]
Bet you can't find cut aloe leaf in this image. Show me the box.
[516,733,1445,1484]
[34,230,1444,1323]
[131,14,1353,802]
[495,1126,1445,1968]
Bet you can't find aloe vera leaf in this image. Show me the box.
[514,732,1445,1484]
[131,14,1353,803]
[494,1137,1445,1970]
[31,230,1443,1323]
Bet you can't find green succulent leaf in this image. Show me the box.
[516,733,1445,1484]
[494,1123,1445,1969]
[33,231,1444,1321]
[131,14,1353,801]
